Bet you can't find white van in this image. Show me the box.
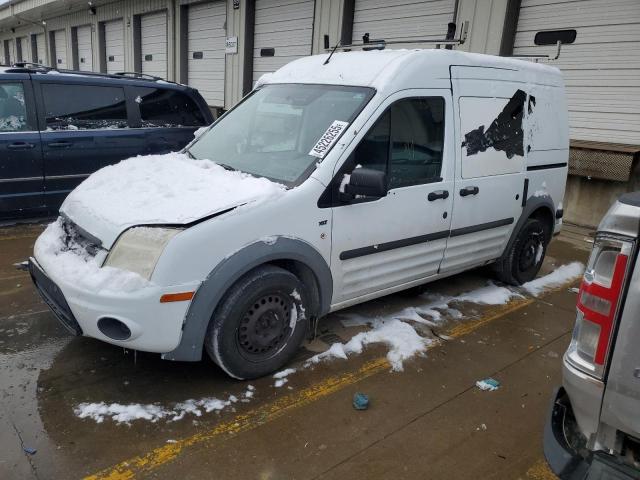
[29,49,569,379]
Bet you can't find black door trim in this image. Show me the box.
[339,230,450,261]
[450,217,514,237]
[527,162,567,171]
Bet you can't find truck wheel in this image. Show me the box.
[494,218,548,286]
[205,265,309,379]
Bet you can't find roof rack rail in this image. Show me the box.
[323,21,468,64]
[508,40,563,62]
[12,61,53,71]
[114,71,165,81]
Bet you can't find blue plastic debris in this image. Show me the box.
[476,378,500,391]
[353,392,369,410]
[23,447,37,455]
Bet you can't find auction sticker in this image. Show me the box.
[308,120,349,159]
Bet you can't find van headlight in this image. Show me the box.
[104,227,181,280]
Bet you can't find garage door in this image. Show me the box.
[76,25,93,71]
[5,39,15,64]
[104,19,125,74]
[53,29,67,68]
[253,0,314,83]
[513,0,640,145]
[352,0,456,46]
[35,33,46,64]
[187,1,226,107]
[140,11,167,78]
[17,37,31,62]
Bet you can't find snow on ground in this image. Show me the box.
[273,368,297,387]
[74,386,255,425]
[521,262,584,296]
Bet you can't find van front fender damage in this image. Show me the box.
[162,237,333,362]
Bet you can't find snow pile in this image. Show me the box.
[273,368,296,388]
[307,318,432,371]
[522,262,584,296]
[34,218,150,293]
[61,153,286,243]
[74,386,255,425]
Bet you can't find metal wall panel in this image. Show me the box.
[35,33,46,64]
[104,18,124,73]
[253,0,315,83]
[513,0,640,145]
[53,28,67,67]
[76,24,93,71]
[18,36,32,61]
[187,1,226,106]
[141,10,168,78]
[352,0,455,46]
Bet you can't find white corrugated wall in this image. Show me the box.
[187,0,226,107]
[76,24,93,71]
[35,33,46,64]
[253,0,315,83]
[352,0,456,46]
[513,0,640,145]
[141,10,168,78]
[104,19,125,73]
[53,29,67,67]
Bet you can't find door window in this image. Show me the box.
[130,86,207,127]
[347,97,445,189]
[0,83,28,132]
[42,83,128,130]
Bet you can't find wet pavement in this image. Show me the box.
[0,221,592,480]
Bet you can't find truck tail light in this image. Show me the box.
[566,235,633,379]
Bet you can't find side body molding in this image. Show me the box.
[162,237,333,362]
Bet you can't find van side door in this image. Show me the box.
[34,79,147,211]
[0,76,44,217]
[442,69,528,272]
[328,90,454,307]
[128,85,210,154]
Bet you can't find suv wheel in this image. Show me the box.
[205,265,309,379]
[495,218,549,286]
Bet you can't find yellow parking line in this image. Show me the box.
[525,458,557,479]
[85,357,389,480]
[84,279,576,480]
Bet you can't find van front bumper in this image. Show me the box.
[29,257,200,354]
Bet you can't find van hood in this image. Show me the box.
[60,153,286,249]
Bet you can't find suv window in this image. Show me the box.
[131,86,206,127]
[0,83,28,132]
[349,97,445,189]
[42,84,128,130]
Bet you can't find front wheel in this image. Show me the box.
[205,265,310,379]
[494,218,549,285]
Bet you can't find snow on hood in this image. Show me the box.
[60,153,286,248]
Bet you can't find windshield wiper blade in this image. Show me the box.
[184,150,196,159]
[216,162,236,172]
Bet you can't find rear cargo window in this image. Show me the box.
[42,84,128,130]
[0,82,28,132]
[131,87,206,128]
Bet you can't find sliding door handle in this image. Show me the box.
[428,190,449,201]
[47,141,73,148]
[460,186,479,197]
[7,142,35,150]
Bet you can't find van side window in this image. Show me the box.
[131,87,206,127]
[348,97,445,189]
[0,83,28,132]
[42,84,127,130]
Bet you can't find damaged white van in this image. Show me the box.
[29,49,569,379]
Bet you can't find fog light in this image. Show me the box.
[97,317,131,340]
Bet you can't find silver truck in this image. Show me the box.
[545,192,640,479]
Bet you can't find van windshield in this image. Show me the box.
[187,84,374,186]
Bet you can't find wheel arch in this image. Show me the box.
[501,194,557,261]
[162,237,333,362]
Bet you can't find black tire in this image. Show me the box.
[494,218,549,286]
[205,265,310,379]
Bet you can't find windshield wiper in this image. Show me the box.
[216,162,237,172]
[185,150,196,159]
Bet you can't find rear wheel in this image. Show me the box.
[205,265,309,379]
[495,218,549,285]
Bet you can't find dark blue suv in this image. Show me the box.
[0,64,214,220]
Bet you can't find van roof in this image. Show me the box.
[260,49,563,91]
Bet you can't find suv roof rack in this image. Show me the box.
[3,63,179,84]
[323,21,469,64]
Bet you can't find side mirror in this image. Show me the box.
[344,168,387,199]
